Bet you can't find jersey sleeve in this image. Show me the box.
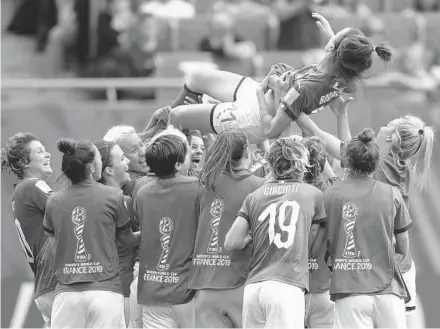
[43,196,55,236]
[282,81,308,122]
[116,193,131,229]
[237,193,253,224]
[392,187,413,234]
[31,180,53,212]
[312,190,326,225]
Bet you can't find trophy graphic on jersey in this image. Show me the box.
[72,206,89,262]
[157,217,174,271]
[207,199,225,254]
[342,202,359,258]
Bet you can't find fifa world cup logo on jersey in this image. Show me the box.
[207,199,225,254]
[157,217,174,271]
[72,206,89,262]
[342,202,360,258]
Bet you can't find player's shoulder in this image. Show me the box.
[15,178,53,197]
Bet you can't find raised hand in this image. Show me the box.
[312,12,335,39]
[329,96,354,117]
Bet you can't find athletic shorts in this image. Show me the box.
[142,299,196,328]
[243,280,305,328]
[210,77,266,143]
[51,290,125,328]
[304,290,334,328]
[334,294,406,328]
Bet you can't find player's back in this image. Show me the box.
[135,174,200,305]
[12,178,56,297]
[240,179,325,291]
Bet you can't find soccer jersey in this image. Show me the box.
[135,175,200,306]
[309,175,343,293]
[12,178,56,298]
[324,176,412,301]
[189,170,265,290]
[283,64,347,121]
[238,179,326,291]
[44,180,129,294]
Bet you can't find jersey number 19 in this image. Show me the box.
[258,200,300,249]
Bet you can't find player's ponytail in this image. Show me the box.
[200,130,248,192]
[374,44,393,63]
[389,115,435,189]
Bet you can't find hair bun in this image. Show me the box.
[358,128,375,144]
[57,138,75,155]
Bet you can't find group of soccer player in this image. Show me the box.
[1,13,436,329]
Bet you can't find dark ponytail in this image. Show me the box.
[199,130,248,191]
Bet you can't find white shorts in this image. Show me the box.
[334,294,406,329]
[403,259,417,311]
[142,300,196,328]
[243,280,305,329]
[210,77,266,143]
[34,290,55,328]
[304,290,334,328]
[51,290,125,328]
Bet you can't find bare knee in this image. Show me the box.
[186,69,219,93]
[169,106,185,127]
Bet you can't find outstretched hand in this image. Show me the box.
[153,106,171,124]
[329,96,354,116]
[312,12,335,39]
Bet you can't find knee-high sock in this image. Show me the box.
[170,84,202,108]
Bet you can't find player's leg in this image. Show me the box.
[84,290,125,328]
[142,305,178,328]
[403,259,421,328]
[51,292,86,328]
[123,297,130,327]
[333,295,374,328]
[172,298,196,328]
[193,290,231,328]
[242,282,265,328]
[373,294,406,328]
[224,285,245,328]
[129,262,143,328]
[307,291,334,328]
[260,280,305,328]
[34,290,55,328]
[170,70,248,108]
[169,104,217,134]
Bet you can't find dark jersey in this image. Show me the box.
[324,177,412,301]
[309,176,343,293]
[44,180,129,294]
[135,175,200,306]
[189,170,265,290]
[12,179,56,298]
[238,179,326,291]
[283,64,347,121]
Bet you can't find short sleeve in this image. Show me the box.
[116,193,131,229]
[392,187,413,234]
[43,196,55,236]
[282,82,306,122]
[312,190,326,224]
[32,180,53,212]
[237,194,253,224]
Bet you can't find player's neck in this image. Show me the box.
[316,54,335,76]
[105,179,121,189]
[22,170,45,181]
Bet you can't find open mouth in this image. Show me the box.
[43,161,51,167]
[192,158,201,164]
[139,159,147,166]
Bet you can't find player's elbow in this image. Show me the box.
[118,230,140,248]
[224,233,240,252]
[266,130,280,140]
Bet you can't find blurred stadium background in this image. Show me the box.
[2,0,440,327]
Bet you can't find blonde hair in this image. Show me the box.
[389,115,435,189]
[267,138,309,180]
[103,125,137,143]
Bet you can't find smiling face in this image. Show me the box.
[25,140,52,180]
[118,133,148,174]
[190,136,205,171]
[108,144,130,187]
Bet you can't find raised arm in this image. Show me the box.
[296,113,343,160]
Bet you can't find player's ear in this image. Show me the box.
[104,166,114,177]
[174,162,182,172]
